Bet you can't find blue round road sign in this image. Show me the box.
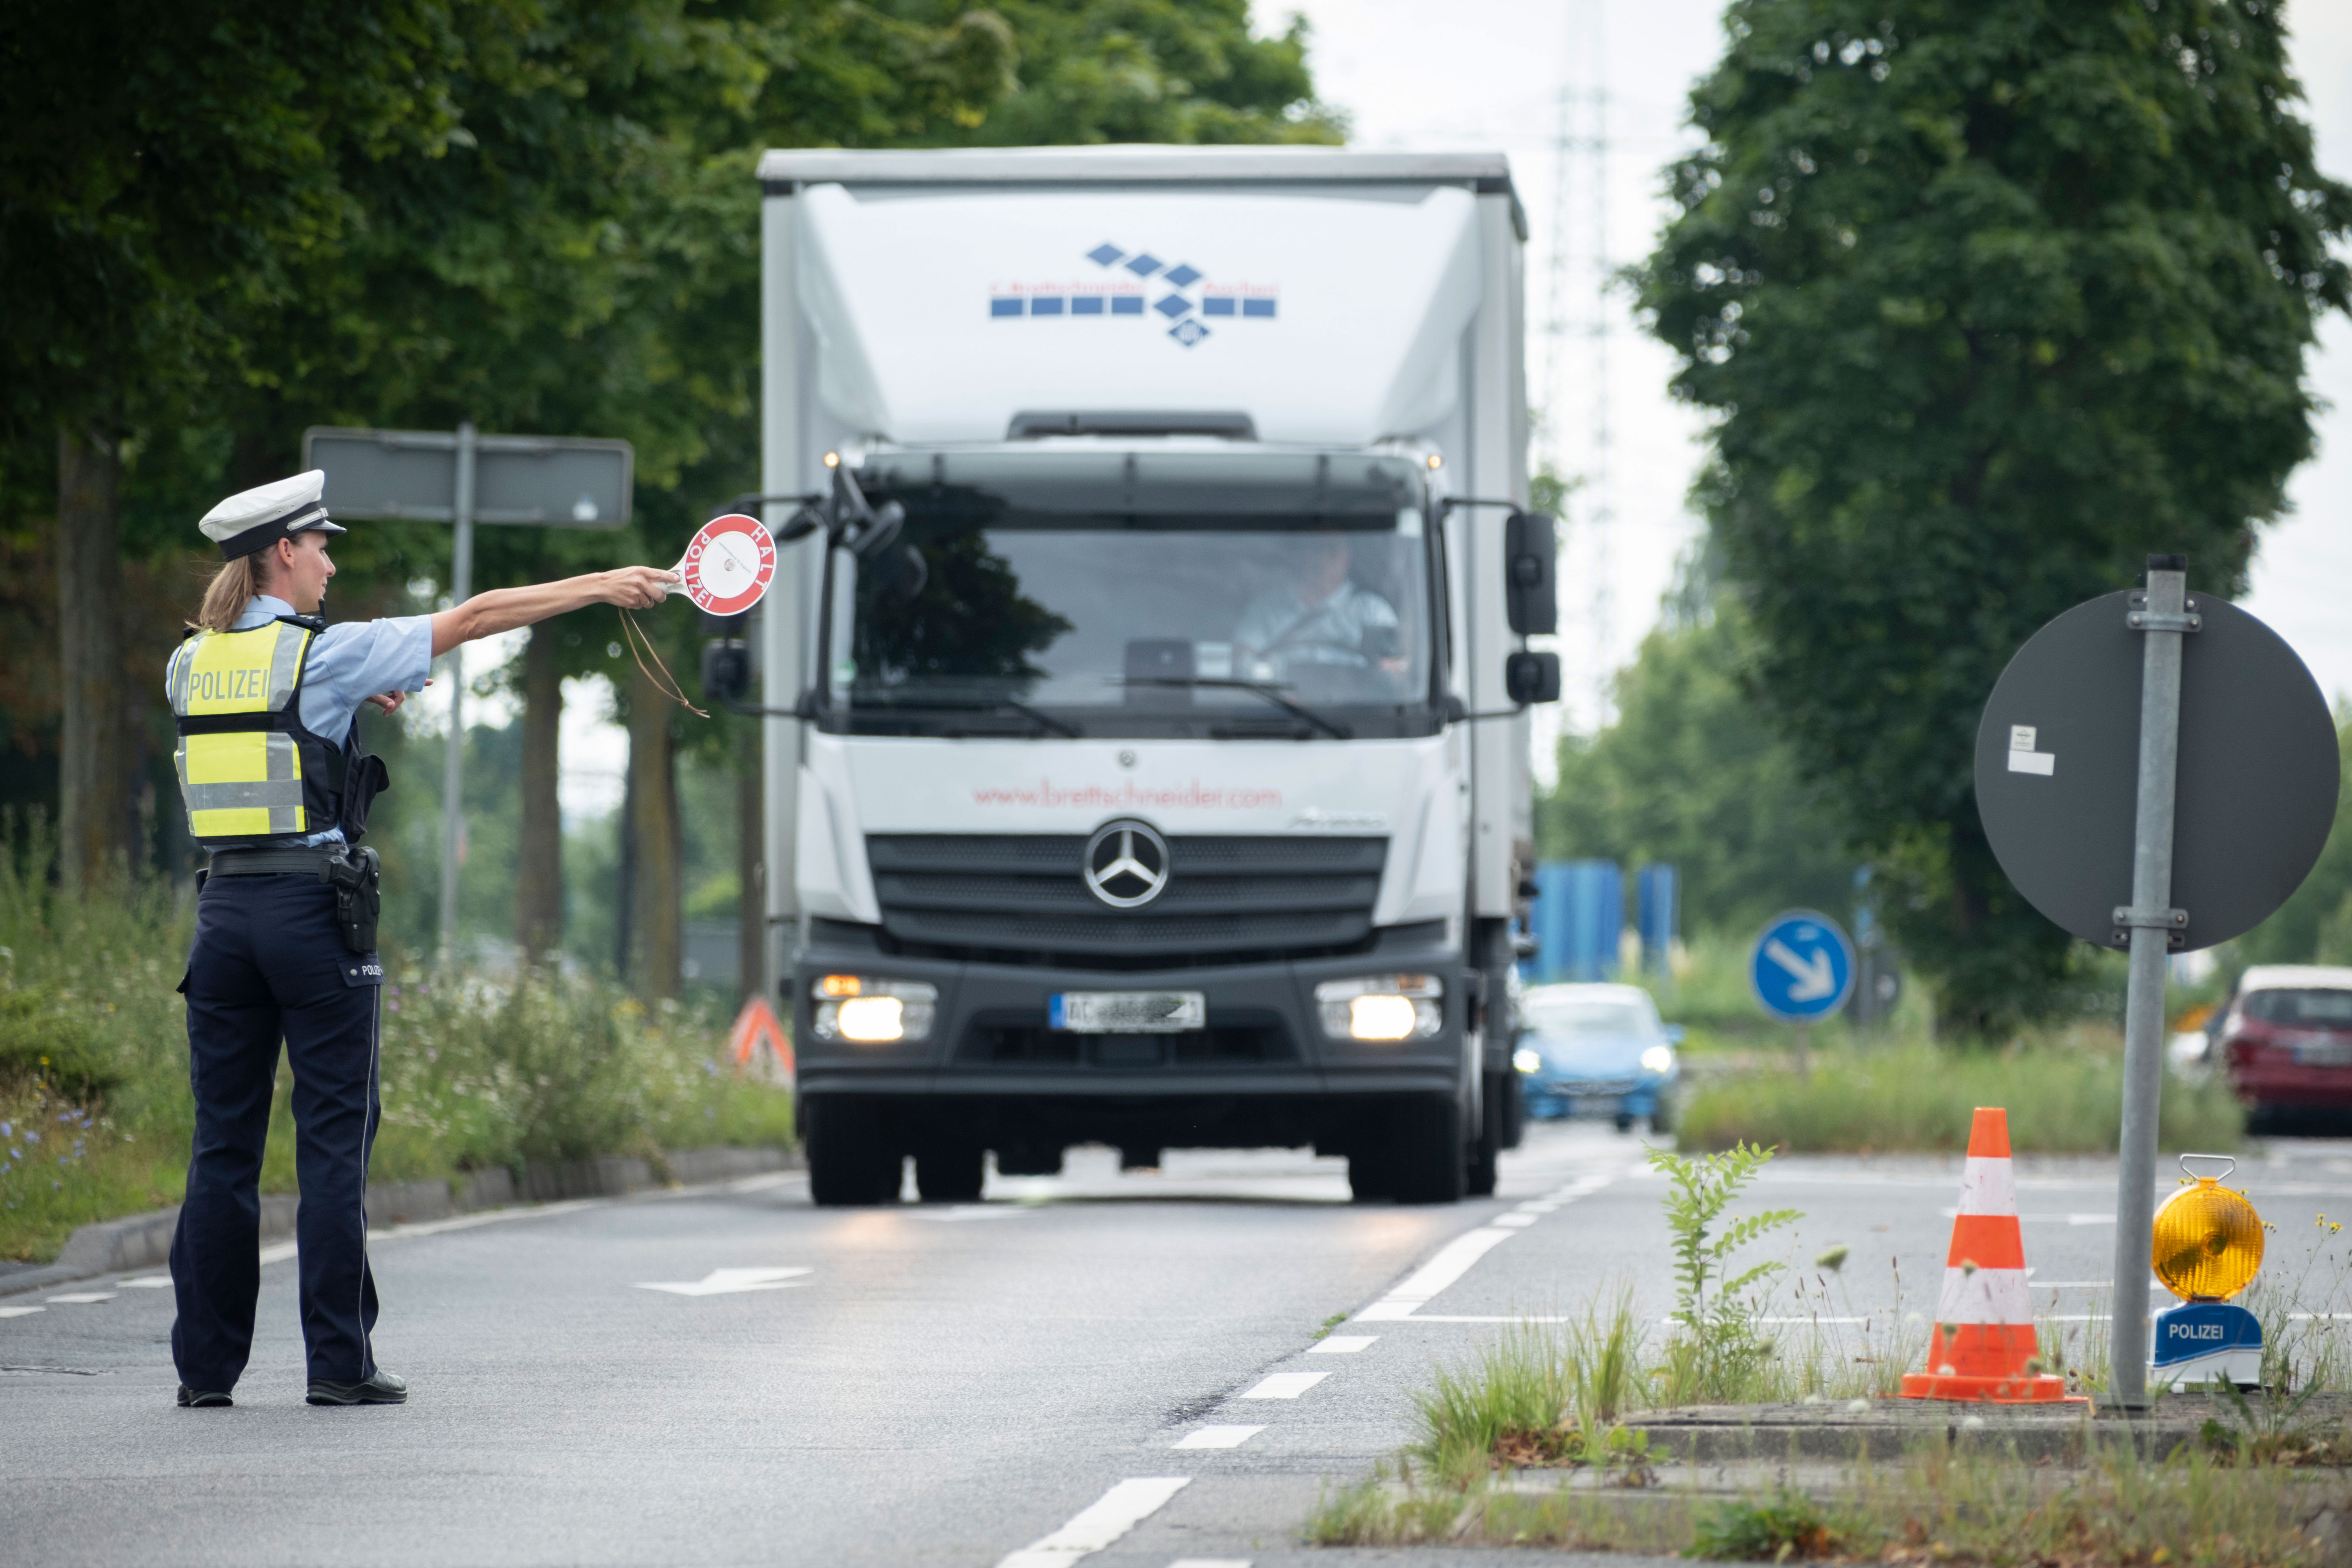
[1750,910,1856,1022]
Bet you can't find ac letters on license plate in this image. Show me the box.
[1050,991,1206,1034]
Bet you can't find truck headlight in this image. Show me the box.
[1512,1046,1544,1075]
[1639,1044,1676,1075]
[812,976,937,1043]
[1315,975,1443,1041]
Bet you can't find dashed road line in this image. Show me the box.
[1173,1425,1264,1449]
[1308,1335,1376,1354]
[1353,1164,1630,1324]
[45,1293,114,1305]
[997,1477,1190,1568]
[1239,1371,1328,1399]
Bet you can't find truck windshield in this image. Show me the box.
[823,450,1440,736]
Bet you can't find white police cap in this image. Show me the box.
[199,469,347,560]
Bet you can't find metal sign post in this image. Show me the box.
[302,424,634,965]
[2109,558,2191,1409]
[1973,554,2338,1409]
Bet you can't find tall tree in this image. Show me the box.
[1542,599,1856,939]
[1635,0,2349,1034]
[0,0,475,881]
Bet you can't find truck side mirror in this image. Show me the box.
[701,639,752,705]
[1505,650,1561,705]
[1504,511,1558,636]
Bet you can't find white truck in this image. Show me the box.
[735,146,1559,1205]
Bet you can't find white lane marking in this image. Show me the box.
[1174,1425,1265,1448]
[634,1267,810,1297]
[1240,1371,1329,1399]
[1515,1202,1557,1213]
[1354,1228,1518,1321]
[0,1306,44,1318]
[1309,1335,1376,1354]
[1355,1165,1630,1322]
[1167,1560,1252,1567]
[258,1195,650,1267]
[998,1477,1191,1568]
[1380,1315,1574,1324]
[2034,1282,2110,1290]
[45,1293,115,1305]
[1759,1316,1866,1324]
[117,1275,173,1288]
[913,1206,1031,1222]
[1492,1213,1538,1228]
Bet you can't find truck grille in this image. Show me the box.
[866,833,1385,967]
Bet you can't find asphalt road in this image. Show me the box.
[10,1122,2352,1567]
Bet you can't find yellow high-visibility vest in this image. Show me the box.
[167,619,345,846]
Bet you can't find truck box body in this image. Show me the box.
[754,147,1542,1203]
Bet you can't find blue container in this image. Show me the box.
[1635,864,1677,977]
[1528,860,1623,982]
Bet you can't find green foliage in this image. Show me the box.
[1689,1488,1839,1561]
[2232,706,2352,969]
[1634,0,2351,1036]
[1540,599,1855,938]
[1648,1142,1800,1403]
[1677,1039,2245,1154]
[0,987,119,1101]
[0,829,790,1261]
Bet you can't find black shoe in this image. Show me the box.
[305,1368,407,1406]
[176,1385,232,1408]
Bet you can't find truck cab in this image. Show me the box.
[747,148,1556,1204]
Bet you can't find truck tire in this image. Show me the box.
[807,1097,903,1206]
[1465,1073,1504,1197]
[1348,1148,1396,1202]
[1389,1093,1467,1205]
[914,1138,986,1203]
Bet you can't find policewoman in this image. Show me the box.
[167,469,675,1409]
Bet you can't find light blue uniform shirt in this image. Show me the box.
[169,594,435,847]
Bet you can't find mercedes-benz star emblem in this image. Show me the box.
[1082,820,1171,909]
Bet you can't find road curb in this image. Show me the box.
[0,1143,802,1299]
[1621,1395,2324,1463]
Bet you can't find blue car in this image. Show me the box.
[1514,982,1683,1132]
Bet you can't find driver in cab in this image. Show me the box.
[1233,532,1405,681]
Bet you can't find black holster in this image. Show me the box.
[325,847,382,955]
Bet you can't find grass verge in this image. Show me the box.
[1677,1040,2244,1153]
[1312,1442,2347,1565]
[0,832,793,1263]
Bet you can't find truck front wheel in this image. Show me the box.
[914,1136,986,1203]
[807,1097,903,1206]
[1389,1093,1467,1205]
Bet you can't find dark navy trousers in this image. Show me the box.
[171,873,384,1392]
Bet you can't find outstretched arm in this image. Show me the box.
[429,566,678,657]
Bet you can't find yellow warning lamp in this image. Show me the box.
[2152,1154,2264,1303]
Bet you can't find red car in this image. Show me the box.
[2210,965,2352,1132]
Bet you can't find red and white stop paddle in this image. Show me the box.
[669,513,776,615]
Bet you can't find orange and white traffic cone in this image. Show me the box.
[1899,1107,2073,1403]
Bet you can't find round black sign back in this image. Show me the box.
[1974,590,2337,952]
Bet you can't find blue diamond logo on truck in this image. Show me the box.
[984,244,1276,345]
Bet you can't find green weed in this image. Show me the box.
[1650,1142,1800,1404]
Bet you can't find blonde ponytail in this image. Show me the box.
[190,556,260,633]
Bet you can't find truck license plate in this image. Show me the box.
[1050,991,1205,1034]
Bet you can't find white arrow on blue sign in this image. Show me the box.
[1749,910,1856,1022]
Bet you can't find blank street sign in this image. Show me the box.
[1975,589,2337,951]
[303,426,632,528]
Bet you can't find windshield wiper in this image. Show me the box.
[1119,677,1352,740]
[863,698,1083,738]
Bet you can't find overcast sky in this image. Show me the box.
[526,1,2352,819]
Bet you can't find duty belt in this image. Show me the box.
[205,846,350,877]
